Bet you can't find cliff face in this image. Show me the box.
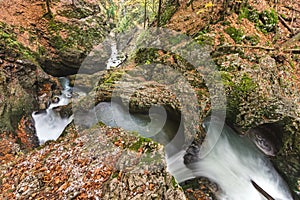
[0,0,113,176]
[0,22,61,162]
[0,0,113,76]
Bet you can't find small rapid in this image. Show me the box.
[32,77,73,144]
[92,105,293,200]
[168,117,293,200]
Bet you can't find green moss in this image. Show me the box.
[102,70,125,85]
[134,48,159,65]
[49,35,65,50]
[244,35,260,45]
[58,7,93,19]
[180,179,200,190]
[221,21,231,26]
[235,74,257,95]
[0,23,36,61]
[194,32,214,46]
[47,19,105,52]
[222,73,257,122]
[257,9,278,33]
[225,26,244,44]
[171,176,178,187]
[160,4,178,26]
[238,6,278,33]
[238,6,260,23]
[128,137,153,151]
[37,45,47,56]
[111,171,119,179]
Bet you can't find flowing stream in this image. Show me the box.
[167,117,293,200]
[31,42,292,198]
[32,77,73,144]
[84,103,293,200]
[32,82,293,199]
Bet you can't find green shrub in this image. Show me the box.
[257,9,278,33]
[225,27,244,43]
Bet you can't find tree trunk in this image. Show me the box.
[157,0,162,27]
[46,0,52,16]
[144,0,147,28]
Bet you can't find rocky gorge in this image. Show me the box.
[0,0,300,199]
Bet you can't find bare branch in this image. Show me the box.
[278,15,294,34]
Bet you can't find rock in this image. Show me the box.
[41,48,86,76]
[246,122,284,156]
[0,52,59,155]
[38,103,47,110]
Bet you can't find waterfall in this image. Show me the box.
[89,102,293,199]
[106,33,126,69]
[32,77,73,144]
[170,117,293,200]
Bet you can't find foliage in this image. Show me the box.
[0,23,36,61]
[194,32,214,46]
[115,0,159,32]
[235,74,257,95]
[103,70,125,84]
[257,9,278,33]
[225,26,244,43]
[222,73,257,122]
[160,1,178,26]
[58,7,93,19]
[47,19,105,52]
[134,48,159,64]
[244,35,260,45]
[128,137,155,151]
[238,6,278,33]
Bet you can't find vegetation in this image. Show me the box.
[0,23,36,61]
[0,0,300,198]
[225,26,245,43]
[47,19,105,52]
[128,137,154,151]
[238,6,278,33]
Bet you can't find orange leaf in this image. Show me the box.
[58,182,69,191]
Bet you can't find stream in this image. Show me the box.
[170,117,293,200]
[88,103,293,200]
[32,77,73,144]
[31,43,293,199]
[32,80,293,199]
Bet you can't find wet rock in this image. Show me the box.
[56,103,73,119]
[246,122,284,156]
[183,141,201,165]
[41,49,86,76]
[0,53,59,156]
[52,96,60,104]
[38,103,47,110]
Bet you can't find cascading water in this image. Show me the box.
[92,104,293,200]
[32,40,125,144]
[75,102,179,145]
[106,33,126,69]
[32,77,73,144]
[172,117,293,200]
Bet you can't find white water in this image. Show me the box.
[91,102,292,199]
[167,117,293,200]
[106,34,126,69]
[82,102,178,144]
[32,77,73,144]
